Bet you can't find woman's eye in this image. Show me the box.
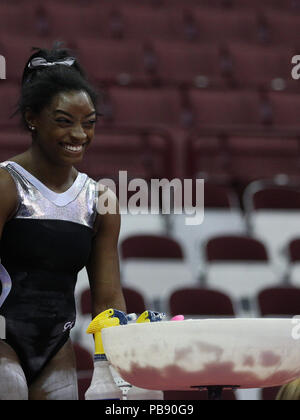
[83,120,97,127]
[56,118,71,124]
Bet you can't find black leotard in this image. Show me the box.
[0,161,98,384]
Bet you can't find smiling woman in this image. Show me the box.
[0,42,126,400]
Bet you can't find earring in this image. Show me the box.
[29,126,36,131]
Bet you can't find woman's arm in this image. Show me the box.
[0,168,19,236]
[86,188,126,318]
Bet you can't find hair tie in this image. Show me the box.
[28,56,76,69]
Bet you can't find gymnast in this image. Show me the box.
[0,42,126,400]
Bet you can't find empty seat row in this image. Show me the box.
[2,84,298,131]
[187,133,300,184]
[116,232,300,312]
[99,88,300,129]
[1,35,297,92]
[0,4,299,44]
[0,125,298,191]
[3,0,300,12]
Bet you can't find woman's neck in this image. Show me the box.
[11,147,78,193]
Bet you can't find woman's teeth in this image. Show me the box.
[62,144,84,152]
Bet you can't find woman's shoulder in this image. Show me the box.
[0,162,18,188]
[0,163,20,222]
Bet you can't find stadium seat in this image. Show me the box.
[203,235,279,311]
[121,234,183,259]
[120,234,197,311]
[188,89,265,128]
[0,35,54,83]
[268,92,300,128]
[258,286,300,316]
[73,274,148,353]
[0,84,21,129]
[170,182,246,279]
[244,181,300,273]
[0,132,30,161]
[232,0,298,11]
[192,9,261,43]
[76,39,154,87]
[119,214,168,243]
[228,135,300,184]
[169,287,235,317]
[76,130,175,181]
[286,239,300,288]
[227,43,294,90]
[106,87,183,128]
[152,40,224,88]
[264,11,300,45]
[0,3,41,37]
[185,134,234,181]
[114,6,183,41]
[80,286,146,316]
[42,3,107,40]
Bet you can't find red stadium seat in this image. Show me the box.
[0,84,20,129]
[42,3,104,40]
[244,181,300,269]
[106,87,183,128]
[228,43,294,90]
[203,235,278,308]
[80,286,147,315]
[114,6,183,41]
[192,9,261,43]
[228,135,300,182]
[152,40,224,88]
[258,287,300,316]
[232,0,298,11]
[188,90,264,128]
[205,235,268,262]
[121,234,184,260]
[76,130,175,181]
[251,187,300,210]
[0,3,42,37]
[264,11,300,45]
[76,39,153,87]
[288,239,300,263]
[120,234,196,311]
[169,288,235,317]
[286,238,300,288]
[0,35,54,83]
[185,134,233,181]
[0,131,31,162]
[268,92,300,128]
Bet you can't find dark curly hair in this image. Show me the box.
[13,41,100,131]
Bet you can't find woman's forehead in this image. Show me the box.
[49,90,95,115]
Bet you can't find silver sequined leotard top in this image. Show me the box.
[0,160,99,384]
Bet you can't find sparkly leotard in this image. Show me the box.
[0,161,98,384]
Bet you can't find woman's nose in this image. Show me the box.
[70,124,87,141]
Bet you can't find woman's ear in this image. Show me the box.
[24,108,38,132]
